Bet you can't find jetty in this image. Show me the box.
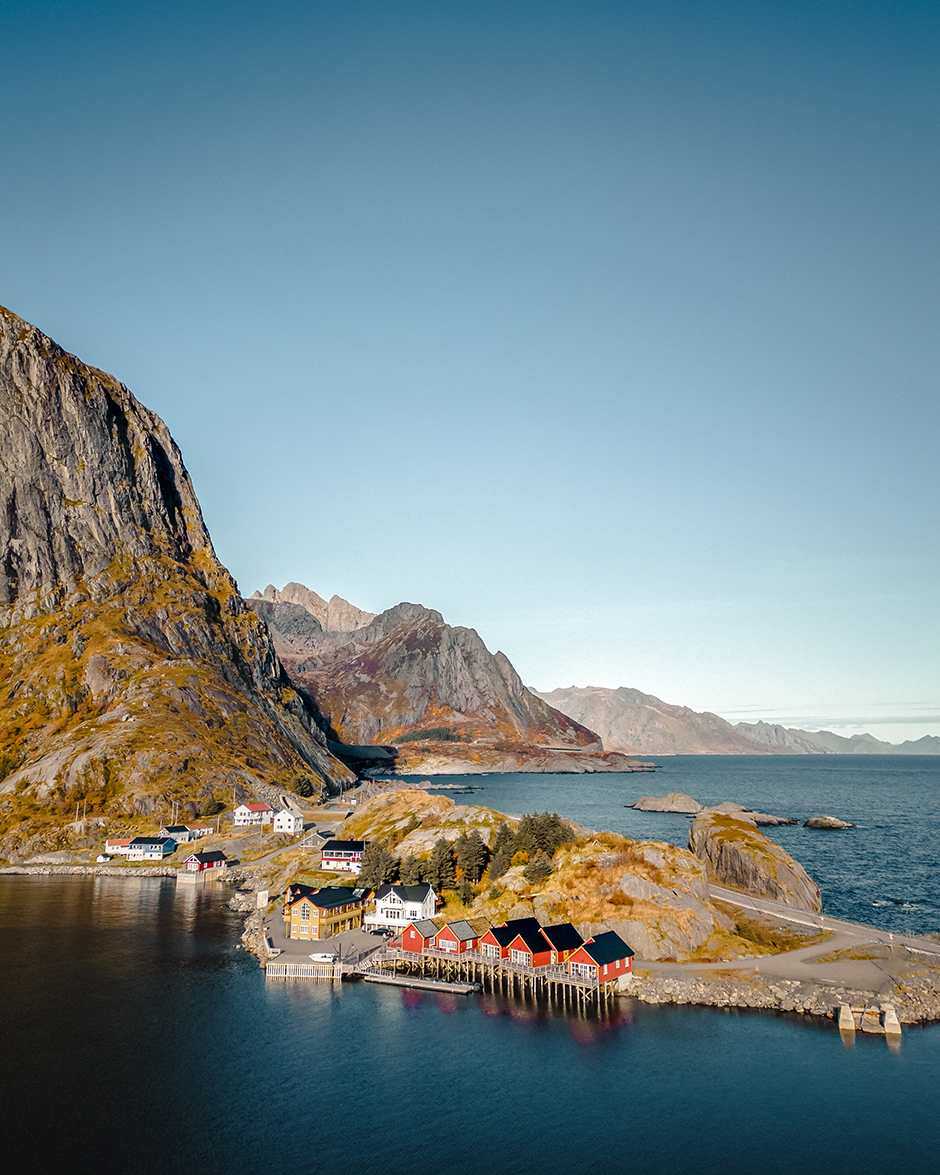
[360,971,479,995]
[357,946,619,1009]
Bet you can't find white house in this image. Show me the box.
[233,802,274,827]
[320,840,365,873]
[365,883,438,929]
[127,836,176,860]
[186,823,213,839]
[273,810,304,835]
[104,838,133,856]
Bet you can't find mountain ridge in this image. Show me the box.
[0,306,352,857]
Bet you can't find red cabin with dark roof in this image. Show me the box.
[537,923,584,964]
[479,917,543,961]
[505,922,554,968]
[566,931,634,983]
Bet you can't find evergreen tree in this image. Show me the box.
[455,829,489,883]
[457,880,475,905]
[357,841,398,888]
[428,838,456,890]
[399,854,425,885]
[492,821,514,855]
[489,846,512,881]
[523,854,552,884]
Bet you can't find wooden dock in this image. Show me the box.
[361,972,480,995]
[358,947,619,1009]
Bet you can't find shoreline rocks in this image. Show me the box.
[804,816,854,830]
[631,792,702,813]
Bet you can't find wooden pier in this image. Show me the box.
[357,947,619,1010]
[265,960,338,980]
[361,972,480,995]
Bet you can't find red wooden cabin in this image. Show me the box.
[478,917,543,961]
[434,921,479,954]
[402,919,439,953]
[566,931,634,983]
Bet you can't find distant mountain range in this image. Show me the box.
[533,686,939,756]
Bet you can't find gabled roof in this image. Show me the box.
[186,823,211,830]
[489,917,543,948]
[375,883,434,903]
[321,840,365,853]
[187,850,227,864]
[506,923,550,955]
[539,923,584,953]
[241,802,273,812]
[580,930,634,966]
[130,837,174,846]
[105,838,131,846]
[408,919,440,939]
[438,920,477,943]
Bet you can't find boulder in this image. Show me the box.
[689,811,822,912]
[631,792,703,814]
[804,815,854,830]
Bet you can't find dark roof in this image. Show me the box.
[374,883,434,903]
[539,923,584,953]
[189,851,227,864]
[410,919,439,938]
[488,917,543,948]
[581,930,634,966]
[130,837,174,846]
[161,825,190,834]
[506,923,550,954]
[321,840,365,853]
[286,886,364,911]
[438,920,477,942]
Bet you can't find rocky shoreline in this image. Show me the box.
[627,970,940,1025]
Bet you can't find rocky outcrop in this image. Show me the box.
[804,816,854,830]
[632,792,703,813]
[249,583,374,632]
[0,306,353,854]
[689,811,822,912]
[247,596,650,772]
[535,685,783,755]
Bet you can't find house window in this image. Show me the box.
[301,905,310,921]
[482,943,498,958]
[510,949,528,965]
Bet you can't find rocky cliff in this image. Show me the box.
[535,685,780,755]
[246,593,648,773]
[688,811,822,912]
[0,306,352,856]
[249,583,374,633]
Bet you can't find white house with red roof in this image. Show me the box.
[233,802,274,827]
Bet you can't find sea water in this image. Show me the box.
[2,757,939,1174]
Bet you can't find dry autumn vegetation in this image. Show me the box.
[0,306,353,860]
[298,788,813,962]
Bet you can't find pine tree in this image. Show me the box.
[523,854,552,884]
[399,854,425,885]
[492,821,514,855]
[489,846,511,881]
[464,829,489,882]
[358,841,398,888]
[429,838,456,891]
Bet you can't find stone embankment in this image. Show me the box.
[627,970,940,1024]
[0,863,178,878]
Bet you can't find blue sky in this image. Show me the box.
[2,1,938,741]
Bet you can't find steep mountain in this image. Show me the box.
[534,685,780,756]
[249,583,374,632]
[0,306,353,857]
[246,592,649,773]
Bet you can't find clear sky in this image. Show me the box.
[2,1,937,742]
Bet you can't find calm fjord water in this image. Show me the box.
[2,757,939,1174]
